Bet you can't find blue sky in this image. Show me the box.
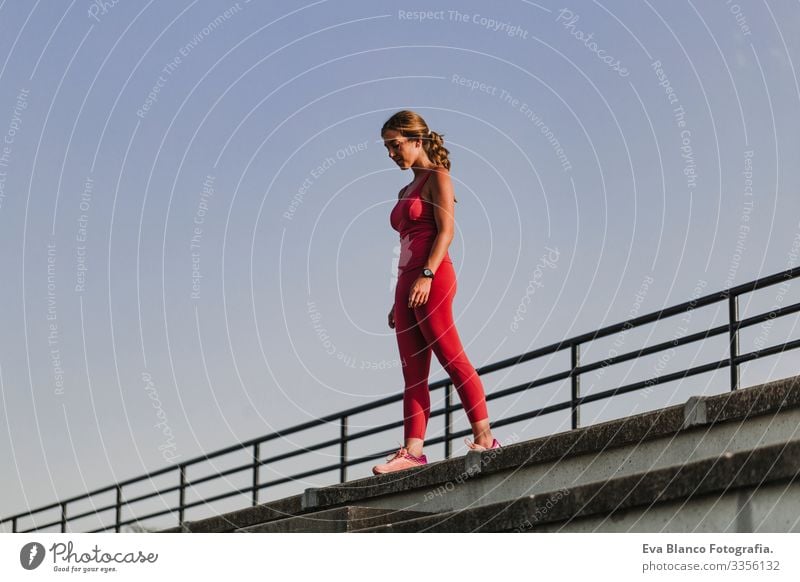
[1,0,799,531]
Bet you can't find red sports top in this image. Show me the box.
[390,170,452,275]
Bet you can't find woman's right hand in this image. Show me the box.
[388,305,395,329]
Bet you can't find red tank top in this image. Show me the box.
[390,171,452,275]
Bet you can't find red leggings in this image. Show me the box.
[393,261,489,440]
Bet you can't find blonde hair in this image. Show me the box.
[381,110,451,171]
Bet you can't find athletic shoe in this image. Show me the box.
[372,447,427,475]
[464,437,501,451]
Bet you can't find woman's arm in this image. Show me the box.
[423,168,455,273]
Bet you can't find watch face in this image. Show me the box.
[423,269,434,277]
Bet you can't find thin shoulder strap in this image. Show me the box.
[400,171,431,199]
[415,170,432,193]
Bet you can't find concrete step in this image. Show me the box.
[356,439,800,532]
[238,506,430,533]
[162,375,800,533]
[162,494,304,533]
[301,376,800,517]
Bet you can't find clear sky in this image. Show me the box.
[1,0,799,531]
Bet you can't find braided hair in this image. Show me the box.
[382,110,457,202]
[381,110,451,171]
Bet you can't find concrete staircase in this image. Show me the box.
[163,375,800,533]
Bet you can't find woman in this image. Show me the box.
[372,110,500,476]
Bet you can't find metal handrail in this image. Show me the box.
[3,266,799,532]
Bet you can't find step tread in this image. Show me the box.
[355,439,800,532]
[238,506,431,533]
[174,494,304,533]
[161,376,800,533]
[302,376,800,511]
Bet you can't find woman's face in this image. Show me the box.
[382,129,419,169]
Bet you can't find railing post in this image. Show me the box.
[444,383,452,459]
[729,294,740,391]
[252,443,260,507]
[115,485,122,533]
[571,343,581,429]
[178,465,186,527]
[60,502,67,533]
[340,416,348,483]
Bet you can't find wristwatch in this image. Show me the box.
[421,268,434,279]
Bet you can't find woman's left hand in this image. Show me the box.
[408,277,432,308]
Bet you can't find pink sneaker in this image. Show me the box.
[372,447,428,475]
[464,437,501,451]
